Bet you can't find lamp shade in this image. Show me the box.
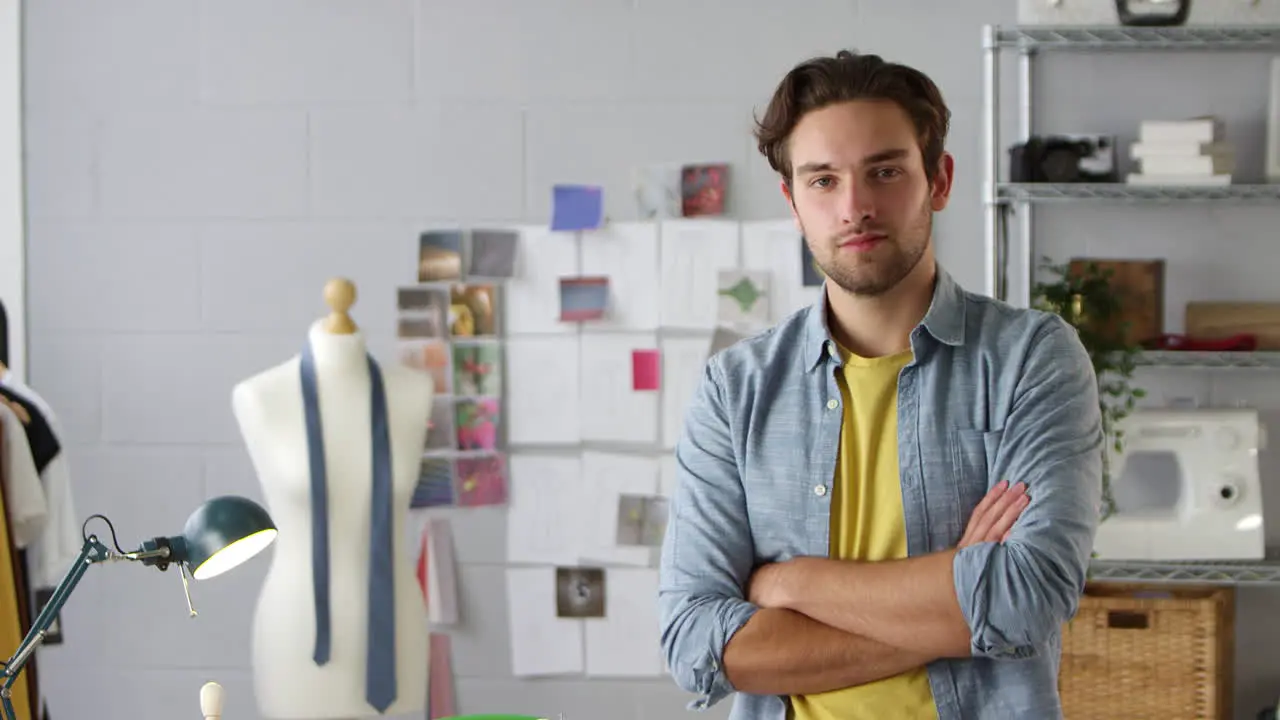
[181,495,277,580]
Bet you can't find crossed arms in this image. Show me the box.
[724,481,1028,695]
[656,319,1103,706]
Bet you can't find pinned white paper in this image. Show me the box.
[419,517,459,626]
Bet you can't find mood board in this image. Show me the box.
[395,212,824,682]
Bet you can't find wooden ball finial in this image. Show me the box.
[322,277,358,334]
[200,681,224,719]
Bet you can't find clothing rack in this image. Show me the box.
[0,297,8,369]
[0,403,36,719]
[0,297,44,719]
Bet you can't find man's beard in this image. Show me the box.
[805,204,932,298]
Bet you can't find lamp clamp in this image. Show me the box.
[135,536,198,616]
[137,536,179,571]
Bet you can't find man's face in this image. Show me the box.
[782,99,953,297]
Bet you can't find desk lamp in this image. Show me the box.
[0,495,278,720]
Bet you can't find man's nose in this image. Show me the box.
[839,180,874,224]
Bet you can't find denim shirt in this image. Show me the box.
[657,265,1103,720]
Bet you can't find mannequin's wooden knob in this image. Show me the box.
[322,277,358,334]
[324,277,355,313]
[200,681,224,719]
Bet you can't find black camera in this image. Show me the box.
[1115,0,1190,27]
[1009,134,1118,183]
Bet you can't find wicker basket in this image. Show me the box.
[1059,583,1235,720]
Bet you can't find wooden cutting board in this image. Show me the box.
[1067,259,1165,345]
[1186,302,1280,349]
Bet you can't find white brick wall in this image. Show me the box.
[22,0,1280,718]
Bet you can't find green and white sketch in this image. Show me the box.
[716,270,771,328]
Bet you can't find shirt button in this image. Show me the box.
[826,398,838,410]
[814,484,827,497]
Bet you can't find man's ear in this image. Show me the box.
[930,152,955,212]
[781,179,801,231]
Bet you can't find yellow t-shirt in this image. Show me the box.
[790,345,939,720]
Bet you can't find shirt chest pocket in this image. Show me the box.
[946,427,1005,538]
[742,449,817,561]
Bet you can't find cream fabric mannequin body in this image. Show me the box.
[232,279,432,719]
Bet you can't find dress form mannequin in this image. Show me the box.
[233,278,432,719]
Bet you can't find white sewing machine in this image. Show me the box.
[1092,407,1267,562]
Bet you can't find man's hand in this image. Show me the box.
[959,479,1029,548]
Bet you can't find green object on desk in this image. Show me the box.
[436,716,550,720]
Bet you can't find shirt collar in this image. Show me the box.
[802,262,968,372]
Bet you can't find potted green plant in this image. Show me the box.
[1031,257,1147,523]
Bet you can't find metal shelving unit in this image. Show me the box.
[984,24,1280,587]
[1089,555,1280,585]
[999,182,1280,203]
[1136,350,1280,369]
[981,24,1280,306]
[995,25,1280,50]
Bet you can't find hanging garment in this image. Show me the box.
[0,388,57,475]
[0,410,35,720]
[299,340,397,713]
[0,372,79,590]
[0,412,37,720]
[0,404,46,552]
[0,375,67,720]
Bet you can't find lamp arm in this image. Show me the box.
[0,534,110,720]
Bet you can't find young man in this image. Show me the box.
[657,50,1103,720]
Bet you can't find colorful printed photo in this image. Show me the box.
[449,283,499,337]
[398,286,448,314]
[455,454,507,507]
[398,316,444,339]
[455,397,499,451]
[452,342,501,397]
[616,494,669,548]
[634,163,682,219]
[467,229,518,279]
[418,230,463,282]
[411,457,455,508]
[681,163,728,217]
[717,270,771,328]
[559,276,609,321]
[556,567,605,618]
[424,400,454,452]
[398,340,451,395]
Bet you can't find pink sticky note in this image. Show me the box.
[632,350,660,391]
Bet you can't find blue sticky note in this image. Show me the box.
[551,184,604,231]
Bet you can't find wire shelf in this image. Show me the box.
[1134,351,1280,370]
[997,182,1280,203]
[1089,556,1280,586]
[996,25,1280,50]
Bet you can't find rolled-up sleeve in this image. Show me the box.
[658,356,759,710]
[953,316,1104,659]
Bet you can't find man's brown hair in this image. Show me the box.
[753,50,951,187]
